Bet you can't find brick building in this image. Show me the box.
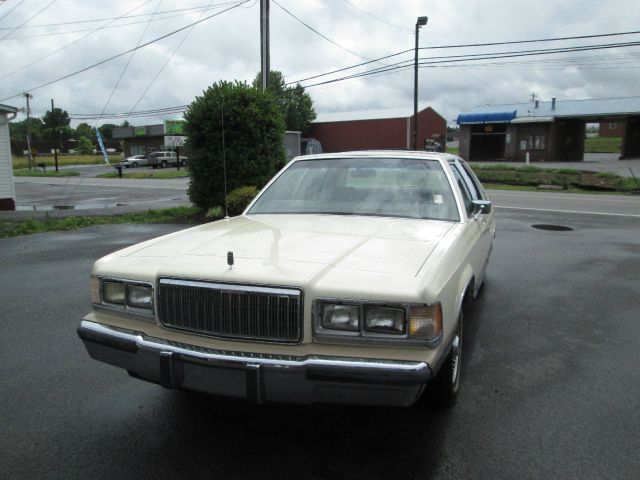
[599,121,625,138]
[308,106,447,153]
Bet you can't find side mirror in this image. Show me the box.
[471,200,492,219]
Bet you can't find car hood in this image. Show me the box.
[108,214,453,283]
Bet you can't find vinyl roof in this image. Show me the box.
[457,96,640,124]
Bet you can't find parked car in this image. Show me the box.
[78,151,495,408]
[119,155,148,168]
[148,151,188,168]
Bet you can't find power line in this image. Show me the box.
[287,30,640,86]
[0,1,249,102]
[272,0,379,64]
[0,1,245,40]
[0,0,57,41]
[93,0,164,128]
[125,0,229,120]
[0,0,155,81]
[0,0,25,24]
[288,30,640,86]
[0,1,241,30]
[298,40,640,88]
[418,30,640,50]
[66,32,640,120]
[340,0,413,33]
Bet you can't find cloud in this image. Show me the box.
[0,0,638,127]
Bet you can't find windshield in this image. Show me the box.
[248,157,459,221]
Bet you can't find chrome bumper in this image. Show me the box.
[77,320,432,407]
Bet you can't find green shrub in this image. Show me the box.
[206,206,224,219]
[226,186,259,216]
[184,80,286,210]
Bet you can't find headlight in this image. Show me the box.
[127,284,153,309]
[93,277,154,316]
[314,298,442,347]
[365,306,405,334]
[103,281,125,305]
[321,304,359,331]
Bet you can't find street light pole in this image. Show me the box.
[260,0,270,91]
[413,16,428,151]
[23,93,33,170]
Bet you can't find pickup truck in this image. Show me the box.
[148,151,188,168]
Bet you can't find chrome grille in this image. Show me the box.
[157,279,302,343]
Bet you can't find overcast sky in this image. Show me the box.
[1,0,639,127]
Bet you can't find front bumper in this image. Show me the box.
[77,320,433,407]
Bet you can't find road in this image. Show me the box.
[9,174,640,219]
[1,209,639,479]
[488,189,640,217]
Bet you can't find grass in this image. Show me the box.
[97,170,190,179]
[447,146,459,155]
[584,136,621,153]
[470,164,637,193]
[12,154,122,169]
[0,206,206,238]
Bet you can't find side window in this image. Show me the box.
[450,165,474,216]
[459,161,486,200]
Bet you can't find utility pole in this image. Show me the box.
[23,92,33,170]
[51,98,59,173]
[260,0,270,91]
[413,16,428,151]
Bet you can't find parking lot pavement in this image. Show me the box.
[1,209,639,479]
[5,175,191,219]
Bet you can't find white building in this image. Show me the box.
[0,104,18,210]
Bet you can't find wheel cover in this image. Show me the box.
[450,317,462,390]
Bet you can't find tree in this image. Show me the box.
[43,107,70,130]
[9,117,44,143]
[119,120,131,128]
[252,70,316,134]
[74,122,93,140]
[43,107,71,147]
[184,80,286,210]
[98,123,118,142]
[77,136,94,154]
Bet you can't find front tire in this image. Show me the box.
[428,310,463,408]
[131,162,138,168]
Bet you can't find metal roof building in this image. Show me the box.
[456,97,640,162]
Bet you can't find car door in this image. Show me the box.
[448,159,494,287]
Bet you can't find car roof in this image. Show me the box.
[292,150,460,165]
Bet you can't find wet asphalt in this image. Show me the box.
[0,210,639,479]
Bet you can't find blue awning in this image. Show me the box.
[457,110,517,125]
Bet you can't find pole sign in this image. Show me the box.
[164,120,186,135]
[96,130,110,164]
[165,135,186,147]
[134,126,146,136]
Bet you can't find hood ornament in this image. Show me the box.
[227,251,234,269]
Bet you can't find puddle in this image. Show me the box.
[16,203,128,211]
[531,224,574,232]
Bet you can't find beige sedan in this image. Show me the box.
[78,151,495,408]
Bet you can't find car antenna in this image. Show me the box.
[221,99,229,219]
